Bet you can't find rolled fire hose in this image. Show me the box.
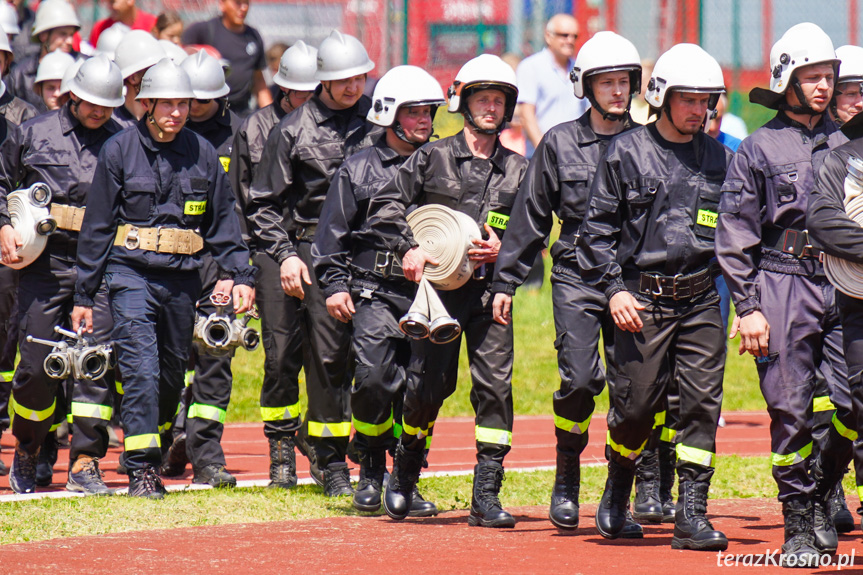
[824,155,863,299]
[3,183,56,269]
[399,204,482,344]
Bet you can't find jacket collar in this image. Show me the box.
[451,129,507,171]
[135,118,187,155]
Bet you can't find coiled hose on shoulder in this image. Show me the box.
[824,155,863,299]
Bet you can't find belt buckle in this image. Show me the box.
[375,251,392,279]
[672,273,683,300]
[650,273,664,297]
[124,226,140,250]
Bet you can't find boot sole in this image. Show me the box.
[65,480,112,496]
[594,508,625,540]
[382,494,409,521]
[353,501,382,512]
[632,511,662,523]
[671,535,728,551]
[408,506,439,518]
[267,480,297,489]
[468,513,515,528]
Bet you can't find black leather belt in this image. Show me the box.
[351,249,404,279]
[763,228,823,260]
[630,267,715,300]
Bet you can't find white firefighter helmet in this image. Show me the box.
[367,65,445,127]
[59,58,85,96]
[67,54,124,107]
[93,22,130,60]
[0,2,20,36]
[114,30,168,80]
[768,23,837,94]
[159,40,189,65]
[136,57,195,100]
[446,54,518,123]
[274,40,319,91]
[570,31,642,99]
[315,30,374,82]
[35,50,75,85]
[645,43,725,109]
[837,45,863,84]
[181,50,229,99]
[31,0,80,39]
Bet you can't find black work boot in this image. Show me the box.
[812,461,839,554]
[409,484,438,517]
[671,480,728,551]
[353,450,386,512]
[549,452,580,529]
[36,433,58,487]
[469,461,515,528]
[780,498,821,568]
[633,447,663,523]
[829,481,855,534]
[194,463,237,488]
[159,433,189,477]
[595,459,637,539]
[128,466,168,499]
[267,436,297,489]
[322,462,354,497]
[384,445,424,520]
[658,441,677,523]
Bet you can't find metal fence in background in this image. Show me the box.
[70,0,863,126]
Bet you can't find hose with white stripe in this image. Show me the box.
[824,155,863,299]
[3,183,56,270]
[398,204,482,343]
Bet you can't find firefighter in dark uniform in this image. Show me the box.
[7,0,79,110]
[111,31,168,130]
[367,54,527,527]
[246,30,381,496]
[71,58,255,498]
[0,47,38,475]
[492,31,648,534]
[311,65,444,515]
[716,23,851,565]
[578,44,731,551]
[155,49,244,486]
[1,55,124,495]
[808,112,863,550]
[230,41,317,489]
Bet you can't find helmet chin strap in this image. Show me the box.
[586,89,631,122]
[780,76,820,116]
[392,121,432,148]
[463,111,500,135]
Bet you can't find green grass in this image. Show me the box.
[0,455,791,544]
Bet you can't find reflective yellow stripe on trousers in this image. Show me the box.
[676,444,716,468]
[475,426,512,446]
[353,415,393,437]
[125,433,161,451]
[832,413,859,441]
[188,403,227,424]
[606,431,647,460]
[307,421,351,438]
[70,401,113,421]
[10,395,55,422]
[771,442,813,467]
[554,413,591,435]
[260,403,301,422]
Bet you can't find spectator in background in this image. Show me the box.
[515,13,588,158]
[266,41,289,101]
[90,0,157,47]
[182,0,272,115]
[629,59,654,124]
[499,52,526,155]
[152,11,183,45]
[707,94,742,152]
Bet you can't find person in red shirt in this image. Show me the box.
[89,0,156,46]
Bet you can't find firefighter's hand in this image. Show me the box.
[71,306,93,333]
[402,247,438,283]
[280,255,311,299]
[609,291,645,333]
[730,311,770,358]
[326,292,355,323]
[0,224,22,265]
[233,284,255,314]
[492,293,512,325]
[469,224,501,264]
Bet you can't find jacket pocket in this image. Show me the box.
[121,176,157,222]
[764,163,799,207]
[693,179,722,239]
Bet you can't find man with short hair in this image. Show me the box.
[182,0,272,115]
[515,13,589,157]
[89,0,157,47]
[830,45,863,125]
[579,43,731,551]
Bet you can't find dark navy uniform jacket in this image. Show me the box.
[0,119,21,228]
[312,137,407,298]
[187,100,241,161]
[366,130,528,257]
[112,105,139,131]
[0,87,38,126]
[74,119,254,307]
[808,137,863,263]
[0,102,121,262]
[492,110,634,295]
[716,112,847,316]
[577,123,733,300]
[245,90,383,265]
